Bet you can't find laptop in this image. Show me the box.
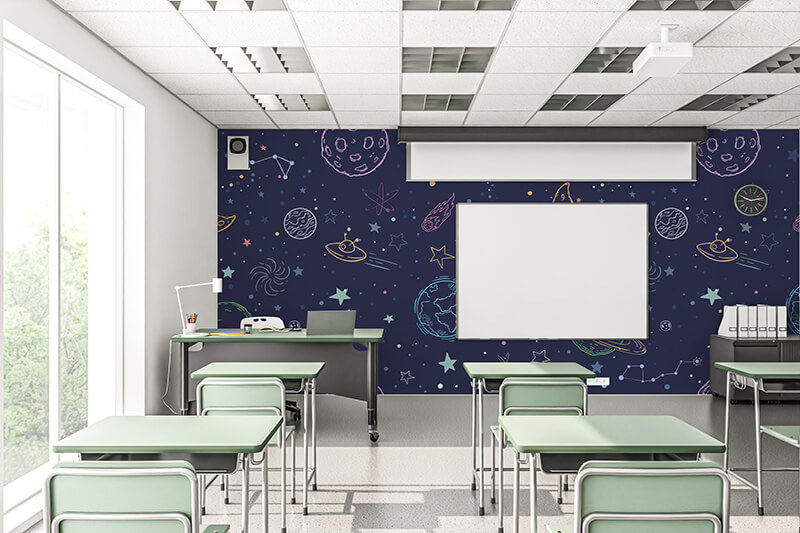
[306,310,356,336]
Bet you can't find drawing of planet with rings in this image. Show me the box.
[696,129,761,177]
[654,207,689,240]
[321,129,390,177]
[696,233,738,262]
[786,286,800,334]
[325,233,367,263]
[283,207,317,240]
[572,339,647,356]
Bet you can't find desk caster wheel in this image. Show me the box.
[303,507,308,516]
[471,482,476,491]
[758,506,764,516]
[479,506,485,516]
[291,498,296,504]
[557,497,563,504]
[490,497,496,504]
[312,483,317,491]
[369,431,379,442]
[224,497,229,504]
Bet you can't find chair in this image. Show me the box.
[197,377,296,532]
[44,460,229,533]
[547,460,730,533]
[492,377,587,528]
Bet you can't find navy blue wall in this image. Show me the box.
[217,128,799,394]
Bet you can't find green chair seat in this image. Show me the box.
[201,525,230,533]
[761,425,800,446]
[546,525,572,533]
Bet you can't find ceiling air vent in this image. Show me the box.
[402,94,474,111]
[629,0,747,10]
[214,47,312,73]
[403,0,515,10]
[541,94,624,112]
[255,94,330,112]
[747,47,800,74]
[403,48,494,73]
[679,94,775,111]
[574,47,645,73]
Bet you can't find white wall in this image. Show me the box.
[1,0,218,416]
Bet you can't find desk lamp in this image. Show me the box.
[174,278,222,334]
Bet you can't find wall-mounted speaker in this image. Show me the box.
[227,136,250,171]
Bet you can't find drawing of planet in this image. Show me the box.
[696,233,738,263]
[283,207,317,240]
[217,214,236,232]
[696,129,761,178]
[794,215,799,233]
[572,340,614,356]
[321,129,390,177]
[787,286,800,335]
[414,276,457,340]
[217,301,251,326]
[325,233,367,263]
[654,207,688,240]
[573,339,647,356]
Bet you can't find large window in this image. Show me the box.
[3,42,122,521]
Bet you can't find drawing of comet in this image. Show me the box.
[217,214,236,232]
[421,192,455,232]
[552,183,574,203]
[250,258,291,297]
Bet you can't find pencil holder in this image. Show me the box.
[184,322,197,334]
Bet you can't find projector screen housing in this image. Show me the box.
[456,203,649,340]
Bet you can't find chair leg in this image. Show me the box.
[200,473,206,514]
[491,431,496,505]
[225,473,230,504]
[281,434,287,533]
[291,432,296,504]
[557,475,563,505]
[563,476,569,492]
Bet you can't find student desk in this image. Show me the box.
[193,361,324,514]
[53,415,282,533]
[714,361,800,515]
[461,362,595,515]
[172,328,384,441]
[498,415,725,533]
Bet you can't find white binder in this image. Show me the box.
[748,306,758,338]
[737,305,750,338]
[778,305,788,337]
[756,305,769,338]
[718,306,739,337]
[766,305,779,338]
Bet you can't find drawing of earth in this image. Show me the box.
[414,276,456,340]
[573,339,647,356]
[321,129,390,177]
[217,301,251,327]
[787,286,800,335]
[696,129,761,178]
[283,207,317,240]
[654,207,689,240]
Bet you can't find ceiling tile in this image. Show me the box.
[320,74,400,94]
[555,73,645,94]
[479,73,566,94]
[698,12,800,47]
[681,47,782,74]
[401,111,468,125]
[772,115,800,127]
[52,0,173,10]
[464,111,533,125]
[268,111,337,125]
[307,47,400,74]
[746,94,800,111]
[598,11,730,47]
[713,110,800,127]
[152,73,245,94]
[178,94,262,111]
[235,73,323,93]
[527,111,602,126]
[589,111,668,126]
[710,73,800,94]
[182,12,301,46]
[200,110,273,125]
[336,111,399,126]
[502,12,620,47]
[651,110,737,126]
[470,94,549,111]
[402,73,483,94]
[741,0,800,10]
[517,0,634,10]
[403,12,510,47]
[633,74,734,94]
[116,46,229,74]
[327,94,400,111]
[70,12,203,46]
[611,93,697,111]
[293,12,400,47]
[488,47,589,74]
[285,0,398,10]
[217,124,279,129]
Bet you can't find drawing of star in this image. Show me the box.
[260,145,266,151]
[329,287,351,305]
[324,209,338,223]
[439,353,457,373]
[261,216,269,224]
[789,149,799,163]
[388,233,408,251]
[695,210,709,224]
[671,187,678,194]
[383,315,394,324]
[293,266,304,276]
[300,187,306,193]
[221,266,235,278]
[701,288,722,306]
[629,192,636,198]
[227,198,234,204]
[430,245,455,269]
[531,350,550,363]
[369,222,381,233]
[591,362,604,374]
[400,370,415,384]
[760,233,779,251]
[258,192,264,198]
[274,304,282,311]
[664,266,675,277]
[243,238,251,247]
[741,222,752,233]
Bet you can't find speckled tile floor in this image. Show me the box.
[25,394,800,532]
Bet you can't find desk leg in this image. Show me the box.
[263,447,269,533]
[243,454,250,533]
[723,371,732,471]
[471,378,477,491]
[479,379,485,516]
[754,378,764,516]
[312,377,317,491]
[367,342,379,442]
[281,420,286,533]
[530,454,537,533]
[303,380,309,516]
[498,429,504,533]
[512,452,519,533]
[180,343,190,416]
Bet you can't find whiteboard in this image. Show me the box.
[456,203,648,340]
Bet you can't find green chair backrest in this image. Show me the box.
[45,460,198,533]
[575,460,729,533]
[197,377,285,417]
[499,377,587,417]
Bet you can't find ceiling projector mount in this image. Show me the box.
[633,24,693,78]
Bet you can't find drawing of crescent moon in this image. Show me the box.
[552,183,573,203]
[217,214,236,232]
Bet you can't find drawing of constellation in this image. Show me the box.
[321,129,390,177]
[249,154,295,179]
[618,357,701,383]
[421,193,455,232]
[363,182,399,215]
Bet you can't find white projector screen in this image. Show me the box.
[456,203,648,340]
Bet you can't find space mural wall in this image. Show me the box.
[217,128,799,395]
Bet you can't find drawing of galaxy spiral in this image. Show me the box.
[654,207,689,240]
[648,260,662,291]
[250,258,291,297]
[321,129,390,177]
[696,129,761,178]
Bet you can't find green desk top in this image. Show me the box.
[498,415,725,455]
[192,362,326,379]
[762,425,800,446]
[714,362,800,379]
[52,416,282,454]
[462,362,595,379]
[171,328,384,343]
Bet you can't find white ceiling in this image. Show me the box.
[52,0,800,129]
